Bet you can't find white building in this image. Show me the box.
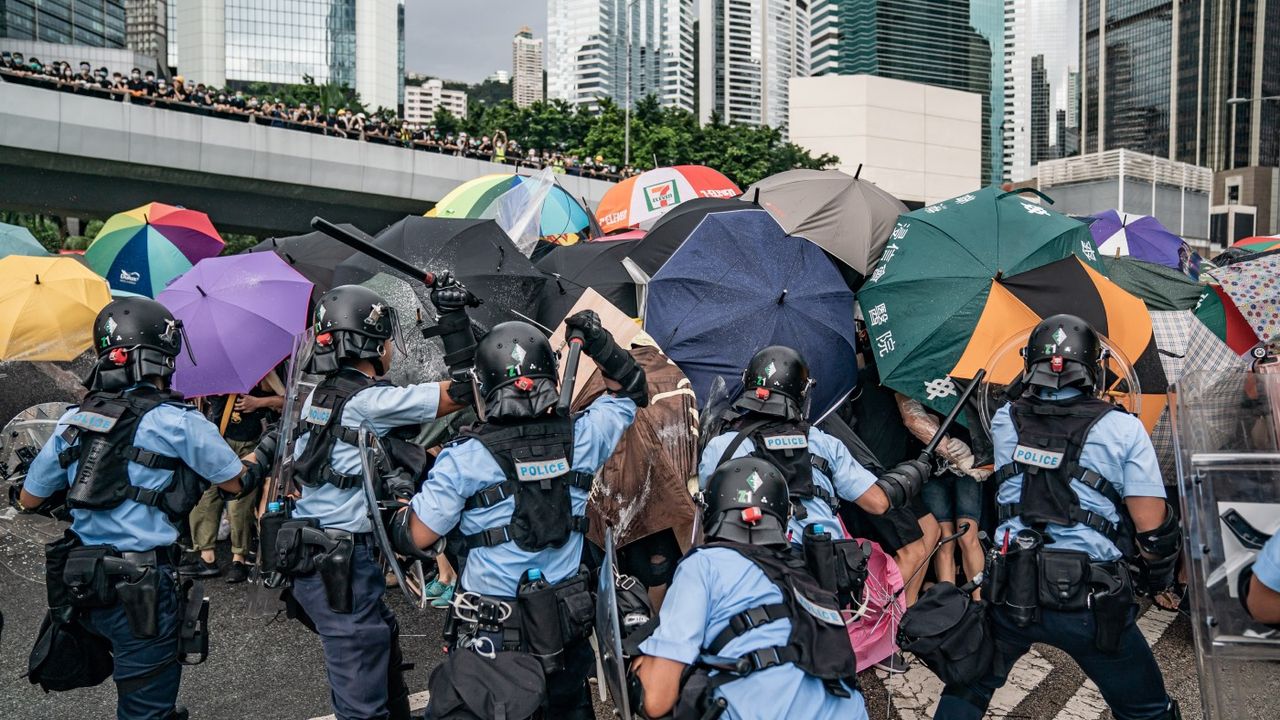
[699,0,810,130]
[173,0,404,112]
[789,75,983,206]
[487,70,511,83]
[512,26,544,108]
[404,79,467,125]
[546,0,695,112]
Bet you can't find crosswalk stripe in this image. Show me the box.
[1049,607,1178,720]
[307,690,430,720]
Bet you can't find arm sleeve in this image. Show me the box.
[571,395,636,471]
[1254,534,1280,593]
[353,383,443,433]
[697,435,732,491]
[169,410,244,484]
[22,430,71,498]
[1119,416,1166,499]
[813,431,877,501]
[896,393,940,445]
[638,554,713,664]
[411,445,469,537]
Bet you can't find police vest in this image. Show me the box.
[58,387,206,524]
[994,395,1138,558]
[675,541,859,715]
[292,369,427,490]
[457,415,593,552]
[718,417,837,518]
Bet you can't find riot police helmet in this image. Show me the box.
[472,321,559,420]
[731,345,812,421]
[304,284,398,376]
[1022,314,1105,392]
[85,297,188,392]
[703,457,791,547]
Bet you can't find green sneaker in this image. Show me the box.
[422,579,450,599]
[430,584,456,608]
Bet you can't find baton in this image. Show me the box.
[310,216,443,288]
[556,329,585,416]
[919,369,986,460]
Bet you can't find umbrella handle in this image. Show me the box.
[997,188,1056,205]
[310,216,441,288]
[556,330,585,417]
[919,369,986,460]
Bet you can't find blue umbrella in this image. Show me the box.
[645,208,858,420]
[0,222,50,257]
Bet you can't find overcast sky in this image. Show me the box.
[404,1,548,83]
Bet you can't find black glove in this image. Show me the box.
[429,271,477,314]
[382,469,415,502]
[875,458,931,509]
[565,309,608,352]
[221,430,276,500]
[564,310,649,407]
[7,481,23,511]
[1134,554,1178,597]
[388,505,444,562]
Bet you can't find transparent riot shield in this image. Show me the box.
[1,402,72,480]
[1172,367,1280,720]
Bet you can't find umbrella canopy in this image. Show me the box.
[248,225,367,298]
[1209,252,1280,347]
[535,238,639,327]
[332,216,546,332]
[745,168,908,276]
[0,255,112,361]
[623,197,746,279]
[85,202,225,297]
[591,229,646,242]
[595,165,741,234]
[1088,210,1195,273]
[1232,234,1280,254]
[158,253,312,397]
[644,208,858,421]
[1100,255,1204,311]
[0,222,50,258]
[429,173,592,239]
[1193,285,1264,356]
[359,272,446,386]
[856,186,1103,415]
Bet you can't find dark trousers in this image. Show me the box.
[544,638,595,720]
[82,568,181,720]
[935,605,1171,720]
[292,542,409,720]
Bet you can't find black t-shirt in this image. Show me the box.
[203,386,278,443]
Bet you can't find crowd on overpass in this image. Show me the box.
[0,51,638,181]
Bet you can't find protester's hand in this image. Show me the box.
[938,437,976,472]
[235,395,267,413]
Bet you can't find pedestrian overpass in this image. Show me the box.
[0,81,613,236]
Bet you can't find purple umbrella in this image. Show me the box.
[158,253,312,397]
[1088,210,1198,277]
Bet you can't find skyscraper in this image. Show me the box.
[1080,0,1174,157]
[969,0,1005,184]
[699,0,810,130]
[172,0,403,112]
[1002,0,1079,181]
[511,25,543,108]
[1030,54,1051,165]
[1,0,126,47]
[126,0,168,63]
[546,0,695,113]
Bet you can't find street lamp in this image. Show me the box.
[1227,96,1280,105]
[624,0,638,168]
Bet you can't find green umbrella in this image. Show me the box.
[0,222,50,258]
[857,186,1102,411]
[1100,255,1203,311]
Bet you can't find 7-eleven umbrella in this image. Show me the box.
[595,165,741,234]
[85,202,225,297]
[0,255,111,361]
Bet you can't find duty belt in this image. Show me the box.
[994,463,1124,543]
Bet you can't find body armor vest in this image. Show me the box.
[458,415,593,552]
[292,369,427,490]
[58,387,204,523]
[995,395,1138,558]
[718,417,836,518]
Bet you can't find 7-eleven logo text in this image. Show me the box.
[643,181,681,211]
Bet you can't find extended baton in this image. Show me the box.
[919,369,986,460]
[556,329,585,416]
[310,216,444,288]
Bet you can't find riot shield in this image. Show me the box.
[595,525,632,720]
[1172,367,1280,720]
[1,402,71,480]
[697,375,735,454]
[356,421,419,606]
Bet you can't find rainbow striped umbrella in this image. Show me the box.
[1233,234,1280,254]
[85,202,224,297]
[429,173,591,239]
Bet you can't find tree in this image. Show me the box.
[432,105,462,136]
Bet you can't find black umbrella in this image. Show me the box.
[247,225,369,297]
[534,238,640,327]
[623,197,747,278]
[332,217,546,331]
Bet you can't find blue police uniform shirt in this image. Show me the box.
[25,387,244,552]
[992,388,1166,562]
[1255,533,1280,593]
[292,374,442,533]
[699,426,877,542]
[411,395,636,597]
[639,546,868,720]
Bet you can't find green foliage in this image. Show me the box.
[468,79,513,108]
[0,211,64,252]
[235,77,366,115]
[219,232,260,256]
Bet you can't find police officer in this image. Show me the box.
[14,297,264,720]
[631,456,866,719]
[935,314,1181,720]
[700,346,931,542]
[396,310,647,719]
[281,281,476,720]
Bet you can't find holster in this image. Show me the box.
[177,579,210,665]
[114,550,162,639]
[1088,563,1134,654]
[274,518,356,614]
[258,507,289,575]
[1001,541,1041,627]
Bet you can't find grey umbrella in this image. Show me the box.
[744,167,908,277]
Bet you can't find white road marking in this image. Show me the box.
[1050,607,1178,720]
[307,690,430,720]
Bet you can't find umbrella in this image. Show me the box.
[847,541,904,672]
[595,165,741,234]
[1088,209,1196,274]
[0,222,50,258]
[590,229,646,243]
[856,186,1104,416]
[644,208,858,420]
[1210,252,1280,347]
[1100,255,1204,311]
[1193,285,1264,356]
[85,202,225,297]
[623,197,746,279]
[332,216,546,332]
[429,173,592,240]
[158,253,312,397]
[359,273,446,386]
[534,238,640,327]
[247,225,367,296]
[1232,234,1280,254]
[744,168,908,276]
[0,255,112,361]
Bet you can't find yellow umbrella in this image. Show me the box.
[0,255,112,361]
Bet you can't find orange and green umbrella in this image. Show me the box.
[0,255,112,361]
[85,202,224,297]
[1232,234,1280,254]
[1192,285,1264,357]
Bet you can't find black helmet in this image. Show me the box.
[472,321,559,420]
[85,297,187,392]
[731,345,812,421]
[305,285,398,376]
[703,457,790,547]
[1022,314,1105,391]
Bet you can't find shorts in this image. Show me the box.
[839,496,927,555]
[921,471,983,524]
